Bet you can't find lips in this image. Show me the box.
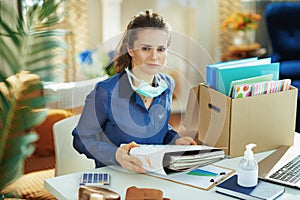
[147,63,163,67]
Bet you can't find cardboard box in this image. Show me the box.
[182,83,297,157]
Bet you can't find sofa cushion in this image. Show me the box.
[33,109,73,157]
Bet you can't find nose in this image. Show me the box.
[149,49,158,60]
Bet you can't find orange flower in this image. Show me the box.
[222,12,261,32]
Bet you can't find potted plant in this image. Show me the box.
[221,11,261,46]
[0,0,67,191]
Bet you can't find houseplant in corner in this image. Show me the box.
[0,0,67,192]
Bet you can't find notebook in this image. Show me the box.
[258,145,300,189]
[216,175,285,200]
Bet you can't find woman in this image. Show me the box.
[72,10,196,173]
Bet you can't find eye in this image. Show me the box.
[158,47,166,52]
[141,47,151,51]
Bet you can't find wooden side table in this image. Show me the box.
[222,43,267,61]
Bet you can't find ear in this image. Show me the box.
[127,44,134,57]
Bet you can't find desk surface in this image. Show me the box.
[45,134,300,200]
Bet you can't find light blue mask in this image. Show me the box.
[125,67,168,98]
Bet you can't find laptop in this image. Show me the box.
[258,145,300,189]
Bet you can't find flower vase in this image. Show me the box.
[233,31,253,46]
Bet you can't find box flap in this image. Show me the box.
[180,84,201,140]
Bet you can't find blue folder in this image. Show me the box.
[206,57,258,90]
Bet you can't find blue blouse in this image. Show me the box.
[72,71,179,167]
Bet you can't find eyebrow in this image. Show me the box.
[139,44,167,48]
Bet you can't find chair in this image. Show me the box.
[265,2,300,132]
[53,115,95,176]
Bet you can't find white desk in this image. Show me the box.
[45,139,300,200]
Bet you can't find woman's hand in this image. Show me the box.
[115,141,146,173]
[175,136,197,145]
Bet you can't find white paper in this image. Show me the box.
[128,144,225,175]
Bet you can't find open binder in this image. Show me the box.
[128,144,226,175]
[128,144,234,190]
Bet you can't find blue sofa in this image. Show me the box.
[265,2,300,132]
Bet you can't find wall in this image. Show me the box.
[87,0,218,61]
[87,0,103,49]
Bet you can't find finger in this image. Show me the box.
[122,141,140,152]
[179,137,197,145]
[175,138,184,145]
[191,140,197,145]
[128,162,146,173]
[118,150,144,167]
[180,139,188,145]
[122,159,146,173]
[128,141,140,149]
[183,136,196,145]
[127,154,143,167]
[183,137,196,144]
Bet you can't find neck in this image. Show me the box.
[132,68,154,85]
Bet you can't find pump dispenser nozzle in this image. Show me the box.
[244,143,257,159]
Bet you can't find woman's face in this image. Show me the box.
[128,28,169,76]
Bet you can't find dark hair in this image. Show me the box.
[114,10,171,73]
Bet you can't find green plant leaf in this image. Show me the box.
[0,0,67,189]
[26,54,57,66]
[10,109,48,134]
[0,132,38,190]
[33,29,70,37]
[39,0,58,19]
[29,39,68,55]
[19,96,47,108]
[3,132,38,160]
[29,63,66,72]
[0,92,9,124]
[0,74,9,84]
[0,21,22,47]
[0,39,21,74]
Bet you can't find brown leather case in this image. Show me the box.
[125,186,170,200]
[78,186,120,200]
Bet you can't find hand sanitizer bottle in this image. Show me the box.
[237,143,258,187]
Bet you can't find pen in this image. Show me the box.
[210,172,226,184]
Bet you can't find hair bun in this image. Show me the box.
[145,9,153,16]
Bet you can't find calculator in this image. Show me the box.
[80,173,110,186]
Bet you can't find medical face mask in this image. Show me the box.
[125,68,168,98]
